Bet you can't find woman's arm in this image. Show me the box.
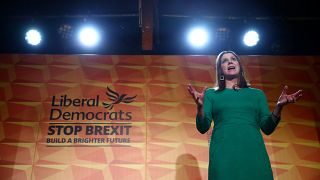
[196,90,213,134]
[259,86,302,135]
[187,84,212,134]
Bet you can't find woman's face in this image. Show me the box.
[220,53,240,76]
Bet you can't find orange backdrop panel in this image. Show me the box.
[0,54,319,180]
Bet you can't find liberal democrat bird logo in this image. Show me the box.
[102,86,137,110]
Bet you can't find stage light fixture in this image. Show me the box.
[187,27,209,48]
[58,24,73,39]
[216,27,230,42]
[25,29,42,46]
[243,30,259,47]
[78,26,100,47]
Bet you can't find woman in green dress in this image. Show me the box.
[187,51,302,180]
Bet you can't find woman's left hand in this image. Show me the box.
[277,85,303,107]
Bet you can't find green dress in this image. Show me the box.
[196,87,279,180]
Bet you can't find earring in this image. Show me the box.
[220,75,224,81]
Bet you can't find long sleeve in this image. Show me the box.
[258,91,281,135]
[196,90,213,134]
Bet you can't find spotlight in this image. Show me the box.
[187,27,209,48]
[25,29,42,46]
[243,30,259,47]
[78,26,100,47]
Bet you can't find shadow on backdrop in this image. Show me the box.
[175,153,202,180]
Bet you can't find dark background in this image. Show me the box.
[0,0,319,55]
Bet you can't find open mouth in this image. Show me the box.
[227,66,235,70]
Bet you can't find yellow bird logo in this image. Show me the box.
[102,86,137,110]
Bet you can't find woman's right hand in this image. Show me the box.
[187,84,207,107]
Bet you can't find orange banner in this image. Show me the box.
[0,54,319,180]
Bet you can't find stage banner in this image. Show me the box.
[0,54,319,180]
